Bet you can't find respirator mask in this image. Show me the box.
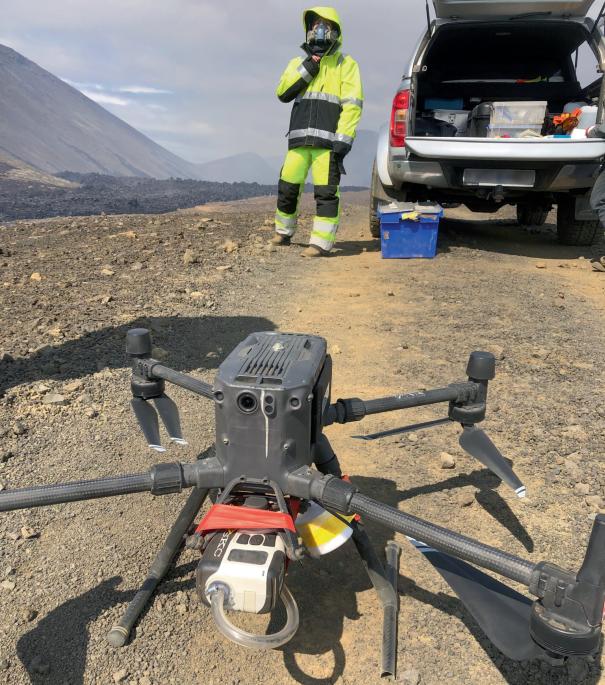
[306,20,339,55]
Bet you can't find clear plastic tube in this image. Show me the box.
[209,583,299,649]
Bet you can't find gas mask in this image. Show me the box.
[306,20,339,55]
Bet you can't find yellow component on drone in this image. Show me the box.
[295,500,355,557]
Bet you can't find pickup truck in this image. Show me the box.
[371,0,605,245]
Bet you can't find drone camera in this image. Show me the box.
[237,392,258,414]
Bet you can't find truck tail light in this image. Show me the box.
[390,90,410,148]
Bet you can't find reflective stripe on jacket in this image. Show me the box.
[275,7,363,150]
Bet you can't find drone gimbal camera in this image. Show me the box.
[1,329,604,678]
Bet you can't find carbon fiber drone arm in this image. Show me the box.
[143,362,215,400]
[326,383,474,424]
[325,351,495,426]
[0,458,224,512]
[288,469,605,659]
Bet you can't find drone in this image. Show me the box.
[1,329,604,678]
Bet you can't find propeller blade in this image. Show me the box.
[153,394,187,446]
[408,538,548,662]
[459,425,526,498]
[131,397,165,452]
[351,417,451,441]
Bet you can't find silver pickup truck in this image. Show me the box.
[371,0,605,245]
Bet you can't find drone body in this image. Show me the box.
[213,331,331,484]
[0,328,604,678]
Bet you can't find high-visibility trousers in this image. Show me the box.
[275,147,341,252]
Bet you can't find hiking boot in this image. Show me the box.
[270,233,291,246]
[301,245,329,258]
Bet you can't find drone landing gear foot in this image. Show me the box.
[351,522,401,679]
[107,487,209,647]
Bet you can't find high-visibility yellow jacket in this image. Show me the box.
[276,6,363,151]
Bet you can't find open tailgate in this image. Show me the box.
[432,0,598,19]
[405,136,605,161]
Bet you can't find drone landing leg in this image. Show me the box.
[351,521,400,679]
[314,436,400,677]
[107,486,209,647]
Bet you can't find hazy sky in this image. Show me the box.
[1,1,602,164]
[0,1,424,164]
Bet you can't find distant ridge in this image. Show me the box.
[195,152,278,185]
[0,43,375,185]
[195,131,377,186]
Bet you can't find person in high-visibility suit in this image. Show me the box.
[272,6,363,257]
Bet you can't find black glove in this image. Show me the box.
[332,140,352,158]
[332,141,351,175]
[301,55,320,79]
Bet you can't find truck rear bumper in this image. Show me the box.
[388,158,601,193]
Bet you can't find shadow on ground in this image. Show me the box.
[355,211,604,261]
[14,474,601,685]
[397,466,534,552]
[439,216,604,261]
[277,475,599,685]
[17,577,134,684]
[0,314,277,395]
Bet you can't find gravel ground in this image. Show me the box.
[1,194,605,684]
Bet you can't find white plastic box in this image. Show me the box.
[487,123,543,138]
[490,101,547,126]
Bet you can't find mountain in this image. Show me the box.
[0,44,201,179]
[195,152,278,185]
[197,131,377,186]
[0,151,77,188]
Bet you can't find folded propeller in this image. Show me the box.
[127,328,188,452]
[349,351,526,498]
[459,423,525,497]
[407,538,551,662]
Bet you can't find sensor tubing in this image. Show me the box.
[209,584,299,649]
[349,493,535,586]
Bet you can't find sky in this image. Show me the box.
[1,1,602,165]
[0,1,424,164]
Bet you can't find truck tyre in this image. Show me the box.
[369,162,381,238]
[556,196,601,246]
[516,204,549,227]
[369,161,406,239]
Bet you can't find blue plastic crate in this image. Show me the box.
[379,206,443,259]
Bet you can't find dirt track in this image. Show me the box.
[2,194,605,684]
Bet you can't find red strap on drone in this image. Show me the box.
[194,503,297,535]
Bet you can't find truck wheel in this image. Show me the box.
[369,161,406,239]
[556,197,601,246]
[369,162,381,238]
[517,204,549,227]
